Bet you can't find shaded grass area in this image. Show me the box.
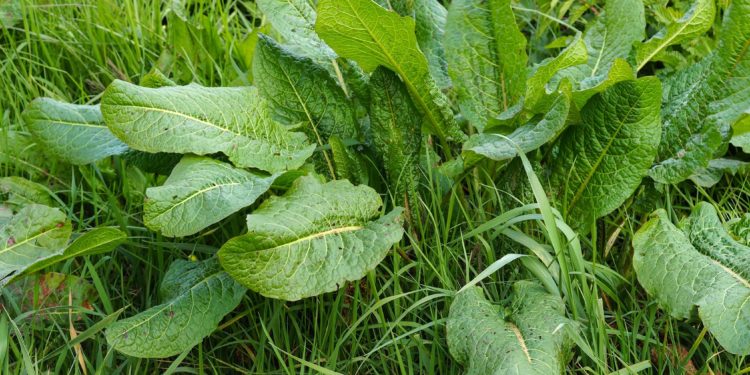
[0,1,748,374]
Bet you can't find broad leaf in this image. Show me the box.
[650,0,750,183]
[524,35,587,111]
[554,0,644,89]
[550,78,661,230]
[329,136,369,185]
[447,282,576,374]
[369,67,422,210]
[633,203,750,355]
[7,273,97,327]
[101,80,315,174]
[253,34,359,141]
[145,156,277,237]
[256,0,337,62]
[635,0,715,71]
[414,0,451,89]
[463,88,571,163]
[106,258,245,358]
[315,0,464,141]
[445,0,527,131]
[23,98,128,165]
[0,204,71,285]
[731,115,750,153]
[0,177,55,210]
[689,158,750,187]
[20,227,126,276]
[218,175,405,301]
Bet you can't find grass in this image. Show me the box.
[1,0,749,374]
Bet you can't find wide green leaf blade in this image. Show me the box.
[649,0,750,183]
[144,156,277,237]
[688,158,750,187]
[218,175,404,301]
[0,204,71,285]
[105,258,245,358]
[554,0,644,88]
[550,77,661,230]
[524,34,587,111]
[633,203,750,355]
[447,282,575,374]
[19,227,126,277]
[369,67,422,211]
[462,88,571,162]
[444,0,527,131]
[731,115,750,153]
[414,0,451,89]
[22,98,128,165]
[635,0,715,70]
[0,177,55,210]
[101,80,315,173]
[315,0,464,141]
[256,0,337,62]
[253,34,359,142]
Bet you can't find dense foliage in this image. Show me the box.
[1,0,750,373]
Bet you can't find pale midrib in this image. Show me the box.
[590,29,608,77]
[568,102,639,213]
[149,182,243,222]
[36,119,107,129]
[637,7,703,71]
[0,226,64,257]
[508,322,532,363]
[112,104,246,138]
[342,0,446,139]
[265,225,363,251]
[710,258,750,289]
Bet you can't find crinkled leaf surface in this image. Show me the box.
[550,78,661,230]
[0,177,55,210]
[253,34,359,141]
[106,258,245,358]
[0,204,71,285]
[444,0,527,131]
[554,0,644,90]
[369,67,422,210]
[524,35,587,111]
[650,0,750,183]
[23,98,128,165]
[633,203,750,354]
[689,158,750,187]
[19,227,126,277]
[315,0,464,141]
[463,88,571,163]
[414,0,451,89]
[447,282,575,375]
[145,156,277,237]
[101,80,315,173]
[218,175,404,301]
[256,0,337,62]
[635,0,715,70]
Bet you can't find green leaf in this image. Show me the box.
[731,115,750,153]
[256,0,337,62]
[22,98,128,165]
[0,177,55,210]
[253,34,359,142]
[462,88,571,163]
[101,80,315,174]
[554,0,644,88]
[329,136,369,185]
[20,227,126,276]
[0,204,71,285]
[218,175,404,301]
[144,156,277,237]
[105,258,245,358]
[447,282,576,374]
[444,0,527,131]
[524,35,587,111]
[414,0,451,89]
[689,158,750,187]
[550,77,661,230]
[6,272,97,327]
[315,0,464,141]
[633,203,750,355]
[369,67,422,210]
[635,0,715,71]
[650,0,750,183]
